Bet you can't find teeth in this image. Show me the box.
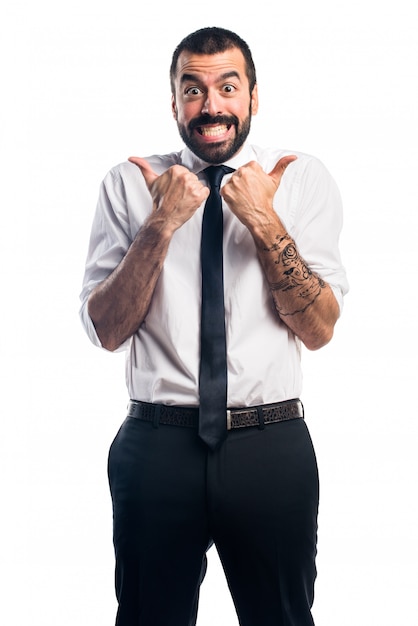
[200,125,228,137]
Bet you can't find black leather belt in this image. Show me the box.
[127,398,304,430]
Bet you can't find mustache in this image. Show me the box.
[188,114,239,132]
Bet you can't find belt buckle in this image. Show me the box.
[226,409,232,430]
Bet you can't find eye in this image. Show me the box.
[222,84,236,94]
[185,86,203,96]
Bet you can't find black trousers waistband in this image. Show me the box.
[127,399,304,430]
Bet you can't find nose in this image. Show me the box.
[201,91,223,116]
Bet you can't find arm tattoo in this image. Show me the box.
[266,239,325,316]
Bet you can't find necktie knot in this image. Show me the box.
[204,165,234,189]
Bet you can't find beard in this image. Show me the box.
[176,111,252,164]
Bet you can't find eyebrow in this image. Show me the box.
[180,70,241,84]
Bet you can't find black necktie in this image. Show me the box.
[198,165,234,450]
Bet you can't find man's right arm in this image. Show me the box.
[88,213,173,352]
[87,159,209,352]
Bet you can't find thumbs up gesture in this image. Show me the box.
[129,157,209,232]
[221,155,297,228]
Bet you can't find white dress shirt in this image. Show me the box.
[80,143,348,407]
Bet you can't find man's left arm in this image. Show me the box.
[221,157,341,351]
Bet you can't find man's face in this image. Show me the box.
[171,47,258,164]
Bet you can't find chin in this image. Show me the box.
[193,140,238,164]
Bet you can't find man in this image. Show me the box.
[80,26,348,626]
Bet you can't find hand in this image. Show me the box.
[128,157,210,231]
[220,155,297,228]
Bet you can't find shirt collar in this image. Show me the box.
[180,143,256,175]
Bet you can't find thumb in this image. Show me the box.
[269,155,298,185]
[128,156,158,189]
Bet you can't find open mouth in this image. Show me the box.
[197,124,232,137]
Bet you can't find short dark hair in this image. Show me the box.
[170,27,257,95]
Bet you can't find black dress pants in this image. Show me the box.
[108,412,319,626]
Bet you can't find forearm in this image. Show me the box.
[252,216,340,350]
[88,215,173,351]
[220,158,341,349]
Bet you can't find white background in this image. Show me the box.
[1,1,417,624]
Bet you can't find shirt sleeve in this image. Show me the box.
[79,166,133,350]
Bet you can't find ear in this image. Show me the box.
[251,84,259,116]
[171,95,178,120]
